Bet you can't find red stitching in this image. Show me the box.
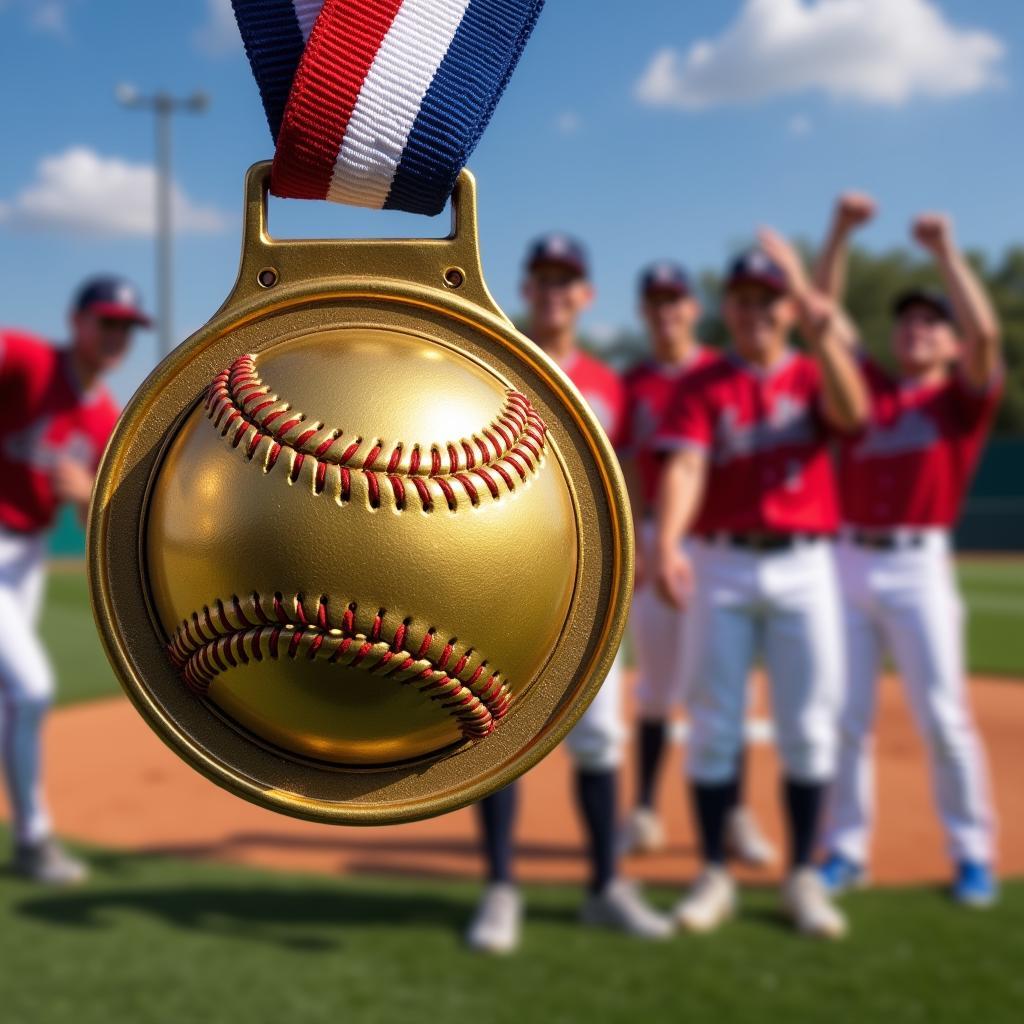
[167,592,511,744]
[204,355,550,512]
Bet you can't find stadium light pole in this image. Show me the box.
[116,84,210,359]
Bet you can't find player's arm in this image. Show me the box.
[813,192,877,302]
[653,447,707,610]
[760,227,869,432]
[52,458,96,524]
[619,455,648,587]
[913,214,1003,391]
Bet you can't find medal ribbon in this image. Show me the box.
[232,0,545,216]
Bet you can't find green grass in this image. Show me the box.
[41,556,1023,711]
[0,833,1019,1024]
[39,569,120,707]
[958,560,1024,676]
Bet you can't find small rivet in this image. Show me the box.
[257,268,279,289]
[443,267,465,289]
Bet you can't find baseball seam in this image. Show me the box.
[204,354,549,512]
[167,591,511,743]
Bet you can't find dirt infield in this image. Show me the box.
[3,673,1022,885]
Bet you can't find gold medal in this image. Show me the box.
[89,163,632,825]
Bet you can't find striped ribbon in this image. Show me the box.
[232,0,545,216]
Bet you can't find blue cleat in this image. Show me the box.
[819,852,866,895]
[952,862,998,908]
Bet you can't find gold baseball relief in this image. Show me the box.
[148,329,576,764]
[89,165,631,825]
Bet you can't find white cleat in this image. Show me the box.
[725,807,777,868]
[13,839,89,886]
[618,807,666,857]
[674,867,737,934]
[580,878,675,939]
[465,883,523,955]
[782,868,849,940]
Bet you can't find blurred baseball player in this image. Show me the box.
[0,276,146,883]
[618,262,775,868]
[814,195,1003,907]
[654,231,868,939]
[466,235,673,953]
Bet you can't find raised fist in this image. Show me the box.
[912,213,955,256]
[835,192,877,231]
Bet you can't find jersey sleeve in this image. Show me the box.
[950,369,1004,437]
[0,330,44,397]
[654,374,712,452]
[615,375,640,457]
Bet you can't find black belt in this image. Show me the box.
[851,530,925,551]
[703,532,827,553]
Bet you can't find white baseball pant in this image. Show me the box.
[565,645,625,772]
[630,521,690,719]
[0,527,54,845]
[825,533,995,864]
[683,538,843,784]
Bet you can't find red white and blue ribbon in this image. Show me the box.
[232,0,545,216]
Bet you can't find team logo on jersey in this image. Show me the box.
[3,418,96,471]
[713,396,816,464]
[631,398,661,449]
[852,409,939,459]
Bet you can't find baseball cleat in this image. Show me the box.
[579,879,674,939]
[782,868,848,940]
[725,807,777,868]
[952,862,998,909]
[13,839,89,886]
[618,807,666,857]
[819,852,868,895]
[674,867,737,934]
[465,883,522,955]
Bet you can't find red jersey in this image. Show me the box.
[561,350,627,449]
[655,350,840,535]
[621,349,719,511]
[0,330,120,533]
[838,358,1001,529]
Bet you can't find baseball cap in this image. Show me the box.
[639,261,692,300]
[724,249,788,295]
[524,233,589,279]
[73,275,152,327]
[892,287,954,323]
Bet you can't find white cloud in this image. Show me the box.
[0,147,227,238]
[787,113,813,137]
[557,112,581,136]
[195,0,240,55]
[0,0,75,36]
[635,0,1006,110]
[555,111,582,135]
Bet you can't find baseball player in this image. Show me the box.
[618,262,776,868]
[466,235,673,953]
[0,276,147,883]
[653,230,868,939]
[814,195,1003,907]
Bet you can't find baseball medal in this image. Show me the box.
[88,1,631,825]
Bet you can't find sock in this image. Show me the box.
[733,743,748,809]
[691,779,740,866]
[478,783,518,884]
[784,778,826,869]
[637,719,668,810]
[575,768,617,894]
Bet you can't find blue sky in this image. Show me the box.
[1,0,1022,402]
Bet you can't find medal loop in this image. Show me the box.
[232,0,545,216]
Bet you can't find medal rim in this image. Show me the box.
[87,167,633,826]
